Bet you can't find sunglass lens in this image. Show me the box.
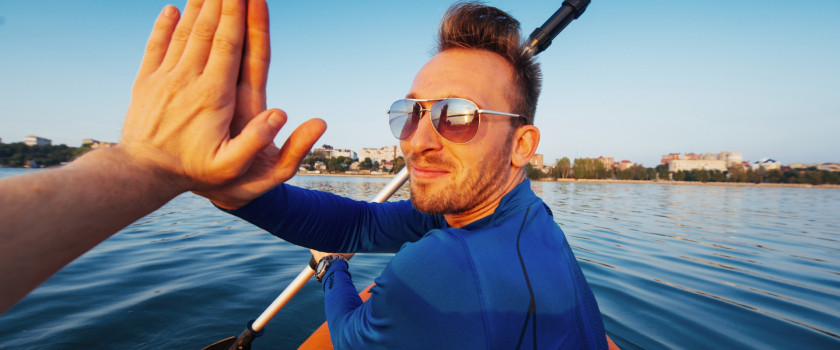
[389,100,421,140]
[430,98,479,143]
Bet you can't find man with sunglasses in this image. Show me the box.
[206,2,606,348]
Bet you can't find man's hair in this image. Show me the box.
[435,1,542,125]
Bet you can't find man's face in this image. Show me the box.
[402,49,517,215]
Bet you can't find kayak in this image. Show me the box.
[298,283,620,349]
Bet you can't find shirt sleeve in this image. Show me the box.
[322,230,489,349]
[225,184,444,253]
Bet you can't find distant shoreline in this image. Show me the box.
[294,172,840,189]
[541,178,840,189]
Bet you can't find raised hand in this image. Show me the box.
[120,0,323,195]
[193,0,326,209]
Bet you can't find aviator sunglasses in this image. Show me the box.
[387,98,530,144]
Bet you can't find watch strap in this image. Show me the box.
[315,255,349,283]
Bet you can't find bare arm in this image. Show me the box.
[0,148,181,313]
[0,0,323,314]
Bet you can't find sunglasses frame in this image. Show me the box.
[387,98,530,144]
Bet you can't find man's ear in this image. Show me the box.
[510,125,540,168]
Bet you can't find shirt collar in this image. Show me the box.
[457,179,537,230]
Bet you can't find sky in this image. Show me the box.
[1,0,838,167]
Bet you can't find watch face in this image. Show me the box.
[317,258,328,273]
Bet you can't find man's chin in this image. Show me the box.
[409,182,452,215]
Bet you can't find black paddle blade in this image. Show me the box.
[202,336,237,350]
[203,323,263,350]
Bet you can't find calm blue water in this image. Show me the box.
[1,169,838,349]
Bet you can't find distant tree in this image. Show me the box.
[709,170,726,182]
[525,163,546,180]
[655,164,670,181]
[646,167,657,181]
[392,156,405,174]
[0,142,79,167]
[360,157,373,170]
[596,162,611,180]
[824,170,840,185]
[554,157,571,179]
[697,169,709,182]
[765,169,784,183]
[727,165,746,182]
[746,169,763,183]
[802,170,824,185]
[572,158,607,179]
[327,157,348,173]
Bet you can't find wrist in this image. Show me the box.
[109,143,189,195]
[70,146,184,201]
[314,255,349,283]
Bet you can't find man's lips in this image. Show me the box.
[411,165,450,179]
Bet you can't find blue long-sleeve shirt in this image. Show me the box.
[229,179,606,349]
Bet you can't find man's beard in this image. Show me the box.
[407,138,513,215]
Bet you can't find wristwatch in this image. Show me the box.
[314,255,348,283]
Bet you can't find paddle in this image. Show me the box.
[203,168,409,350]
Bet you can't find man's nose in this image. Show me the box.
[408,113,444,155]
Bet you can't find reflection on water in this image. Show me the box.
[0,169,838,349]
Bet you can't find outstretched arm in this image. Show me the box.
[0,0,323,314]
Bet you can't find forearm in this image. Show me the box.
[0,147,182,313]
[227,185,440,253]
[321,260,364,346]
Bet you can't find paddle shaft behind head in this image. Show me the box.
[523,0,591,56]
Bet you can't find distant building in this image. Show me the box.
[820,163,840,172]
[720,152,743,168]
[751,158,781,171]
[312,144,357,160]
[597,156,614,170]
[787,163,840,172]
[616,160,635,171]
[358,146,402,164]
[24,135,51,146]
[661,153,681,166]
[662,151,741,172]
[83,139,117,149]
[669,159,727,172]
[529,154,544,168]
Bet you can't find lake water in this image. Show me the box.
[1,169,838,349]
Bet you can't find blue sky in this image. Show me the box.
[1,0,838,167]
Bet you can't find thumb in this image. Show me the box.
[218,109,287,173]
[273,118,327,178]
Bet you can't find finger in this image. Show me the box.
[217,108,289,176]
[203,0,247,83]
[231,0,271,133]
[272,118,328,180]
[138,5,180,77]
[241,0,271,92]
[160,0,206,71]
[180,0,228,72]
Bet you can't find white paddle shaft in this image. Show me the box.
[251,168,409,332]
